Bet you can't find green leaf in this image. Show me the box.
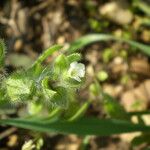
[131,134,150,146]
[68,101,90,121]
[128,110,150,116]
[5,72,34,102]
[43,86,69,108]
[102,93,130,120]
[67,53,81,63]
[0,39,6,67]
[54,54,68,73]
[50,87,69,108]
[66,34,150,56]
[133,0,150,16]
[64,77,83,88]
[27,101,43,115]
[1,117,150,136]
[43,87,57,100]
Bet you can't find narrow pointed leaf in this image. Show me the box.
[0,39,6,67]
[1,117,150,136]
[66,34,150,56]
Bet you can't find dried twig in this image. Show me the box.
[0,0,20,36]
[42,17,52,49]
[0,127,17,140]
[29,0,53,16]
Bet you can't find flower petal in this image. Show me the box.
[68,61,85,82]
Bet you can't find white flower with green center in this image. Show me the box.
[68,61,85,82]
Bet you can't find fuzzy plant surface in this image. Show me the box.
[1,37,150,141]
[0,41,85,116]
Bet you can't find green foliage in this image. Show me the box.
[1,39,150,140]
[68,101,90,121]
[1,117,150,136]
[67,53,81,63]
[0,39,6,67]
[102,48,114,63]
[89,81,101,97]
[6,72,34,102]
[97,70,108,82]
[102,93,130,120]
[89,19,109,32]
[133,0,150,16]
[27,101,43,115]
[54,54,68,71]
[131,134,150,146]
[65,34,150,56]
[0,43,84,113]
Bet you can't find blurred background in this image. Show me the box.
[0,0,150,149]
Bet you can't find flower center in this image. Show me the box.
[70,69,78,77]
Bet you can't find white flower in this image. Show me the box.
[68,61,85,82]
[22,140,35,150]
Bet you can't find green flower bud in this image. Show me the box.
[97,70,108,82]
